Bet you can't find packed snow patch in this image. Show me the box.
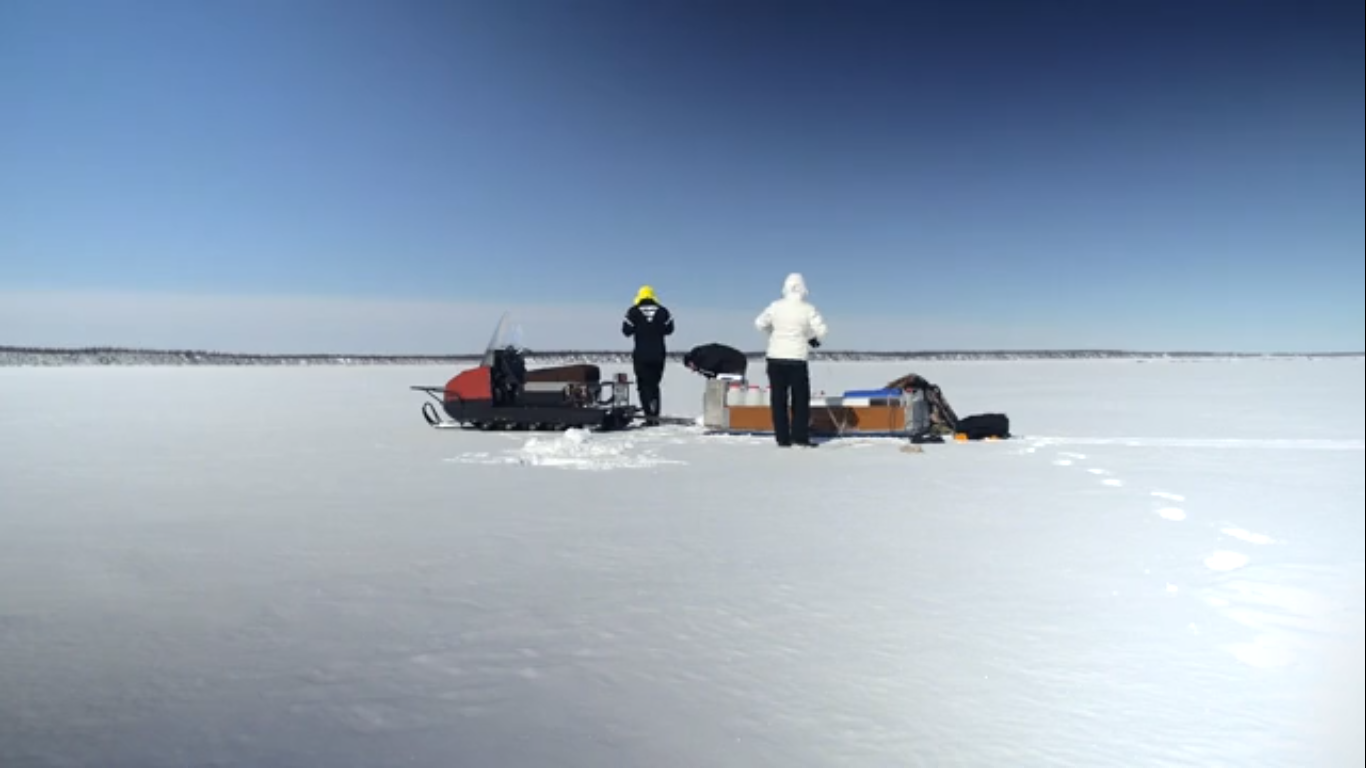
[446,428,685,471]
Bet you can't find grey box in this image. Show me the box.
[702,378,730,430]
[907,388,930,435]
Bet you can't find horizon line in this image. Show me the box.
[3,345,1363,359]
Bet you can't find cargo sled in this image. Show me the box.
[411,313,639,432]
[700,371,1009,442]
[701,379,934,439]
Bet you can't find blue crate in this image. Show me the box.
[841,388,904,399]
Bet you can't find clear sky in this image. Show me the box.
[2,0,1362,353]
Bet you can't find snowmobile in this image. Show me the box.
[411,312,640,432]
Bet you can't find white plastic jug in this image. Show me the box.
[745,385,764,406]
[725,382,745,407]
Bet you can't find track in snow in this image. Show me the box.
[1026,436,1364,451]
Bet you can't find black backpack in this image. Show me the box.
[954,413,1011,440]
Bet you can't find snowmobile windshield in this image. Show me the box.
[479,311,526,367]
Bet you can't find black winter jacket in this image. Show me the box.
[682,343,747,377]
[622,299,675,362]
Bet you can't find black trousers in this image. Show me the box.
[633,359,665,418]
[766,358,811,445]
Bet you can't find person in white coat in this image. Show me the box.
[754,272,828,447]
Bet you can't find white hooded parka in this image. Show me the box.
[755,273,828,361]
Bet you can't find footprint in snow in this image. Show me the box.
[1204,550,1249,572]
[1221,527,1275,545]
[1083,467,1125,486]
[1150,492,1188,521]
[1052,451,1087,466]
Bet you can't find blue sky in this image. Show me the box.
[2,0,1362,353]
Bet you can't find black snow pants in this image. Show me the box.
[633,358,665,421]
[766,358,812,445]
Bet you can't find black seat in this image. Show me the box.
[489,347,527,405]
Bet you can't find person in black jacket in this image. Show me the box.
[621,285,674,424]
[682,343,748,379]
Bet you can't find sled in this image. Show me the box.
[698,374,1010,442]
[700,380,933,439]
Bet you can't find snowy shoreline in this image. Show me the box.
[1,347,1360,367]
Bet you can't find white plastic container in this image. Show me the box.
[725,382,745,407]
[745,385,764,406]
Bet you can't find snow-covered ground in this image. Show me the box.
[1,359,1362,768]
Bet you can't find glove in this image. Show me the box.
[808,338,821,349]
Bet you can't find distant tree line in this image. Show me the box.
[1,344,1360,367]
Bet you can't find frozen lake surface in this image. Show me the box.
[1,359,1362,767]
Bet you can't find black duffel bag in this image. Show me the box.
[954,413,1010,440]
